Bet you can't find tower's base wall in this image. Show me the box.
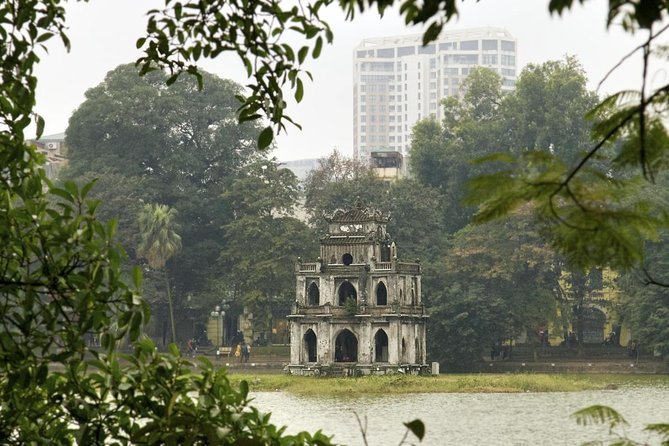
[285,363,430,377]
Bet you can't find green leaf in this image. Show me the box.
[136,37,146,49]
[312,36,323,59]
[295,78,304,103]
[298,46,308,64]
[258,126,273,150]
[404,419,425,441]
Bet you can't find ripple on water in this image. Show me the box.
[251,387,669,446]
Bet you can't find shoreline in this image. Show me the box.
[226,372,669,396]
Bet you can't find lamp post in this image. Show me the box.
[210,306,225,349]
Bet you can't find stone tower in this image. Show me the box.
[287,202,428,375]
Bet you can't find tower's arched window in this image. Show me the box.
[376,282,388,306]
[338,281,357,306]
[307,282,320,306]
[303,329,317,363]
[374,329,389,362]
[342,253,353,265]
[334,329,358,362]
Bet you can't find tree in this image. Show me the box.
[215,160,317,339]
[137,203,182,344]
[304,149,388,228]
[63,64,267,341]
[427,211,558,369]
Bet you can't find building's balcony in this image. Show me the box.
[296,259,420,275]
[289,303,427,318]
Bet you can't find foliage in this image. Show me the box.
[427,212,558,370]
[63,64,314,342]
[574,405,669,446]
[304,149,387,228]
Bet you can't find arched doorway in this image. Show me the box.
[374,329,389,362]
[580,307,607,343]
[303,329,317,363]
[307,282,320,306]
[376,282,388,306]
[334,329,358,362]
[338,281,357,306]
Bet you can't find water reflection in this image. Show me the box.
[251,387,669,445]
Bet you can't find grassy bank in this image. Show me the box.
[227,373,669,396]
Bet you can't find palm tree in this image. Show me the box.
[137,203,182,344]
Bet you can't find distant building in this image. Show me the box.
[29,132,67,179]
[280,158,320,182]
[370,149,405,182]
[353,27,517,160]
[287,202,428,375]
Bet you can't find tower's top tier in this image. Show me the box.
[323,200,390,236]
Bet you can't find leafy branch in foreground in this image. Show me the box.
[573,405,669,446]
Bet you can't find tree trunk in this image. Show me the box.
[165,270,177,344]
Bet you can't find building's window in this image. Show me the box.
[389,105,395,112]
[444,67,458,76]
[360,84,367,92]
[361,125,366,132]
[398,115,402,122]
[389,135,395,142]
[360,115,366,122]
[430,102,437,110]
[389,116,395,122]
[376,282,388,305]
[360,135,366,142]
[501,68,516,76]
[503,78,516,87]
[307,282,320,306]
[460,40,479,50]
[404,73,407,81]
[356,50,367,58]
[438,41,457,51]
[398,46,416,56]
[377,47,395,58]
[445,54,479,65]
[370,115,376,123]
[461,68,469,76]
[501,40,515,51]
[482,54,498,65]
[430,82,436,89]
[361,105,366,112]
[501,54,516,66]
[397,75,401,81]
[430,58,437,69]
[418,44,436,55]
[452,77,460,85]
[338,281,357,305]
[397,85,402,92]
[360,95,366,103]
[482,39,498,50]
[430,92,437,100]
[404,104,407,111]
[430,71,437,79]
[418,92,421,100]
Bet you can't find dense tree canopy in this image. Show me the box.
[2,0,669,441]
[63,64,313,343]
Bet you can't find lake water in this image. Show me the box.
[251,387,669,445]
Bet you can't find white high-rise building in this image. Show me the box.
[353,27,517,160]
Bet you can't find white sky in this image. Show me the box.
[33,0,660,162]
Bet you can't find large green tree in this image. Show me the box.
[428,211,558,370]
[62,64,267,339]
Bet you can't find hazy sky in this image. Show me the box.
[33,0,657,162]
